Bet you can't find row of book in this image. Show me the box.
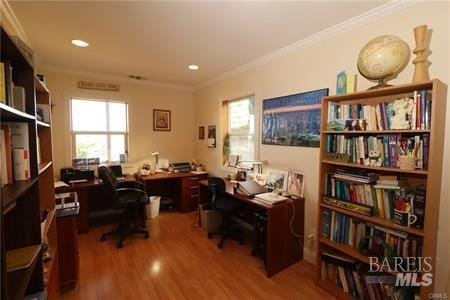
[324,169,426,228]
[321,251,418,300]
[322,209,423,259]
[1,123,31,187]
[327,90,432,131]
[325,134,429,170]
[1,61,27,112]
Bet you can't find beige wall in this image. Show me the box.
[44,71,195,173]
[193,1,450,292]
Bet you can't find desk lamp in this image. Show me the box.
[151,152,159,170]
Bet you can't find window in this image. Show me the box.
[226,96,256,164]
[70,98,128,163]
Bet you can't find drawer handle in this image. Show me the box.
[190,186,199,189]
[190,177,199,181]
[191,194,200,198]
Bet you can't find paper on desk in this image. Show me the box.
[190,171,207,175]
[54,181,69,188]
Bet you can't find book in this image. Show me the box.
[1,124,13,185]
[12,149,30,180]
[7,123,30,179]
[336,71,347,95]
[0,62,6,103]
[346,74,357,93]
[3,61,13,106]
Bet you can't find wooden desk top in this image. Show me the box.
[140,171,207,181]
[199,179,285,210]
[55,175,136,192]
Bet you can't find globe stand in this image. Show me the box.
[368,78,392,90]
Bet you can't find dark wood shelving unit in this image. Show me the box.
[1,26,57,299]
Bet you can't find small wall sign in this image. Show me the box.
[77,81,120,91]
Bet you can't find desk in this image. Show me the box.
[55,177,135,234]
[140,172,208,213]
[199,179,305,277]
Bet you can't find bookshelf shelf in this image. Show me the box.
[36,120,50,128]
[317,79,447,299]
[1,178,39,214]
[321,159,428,175]
[319,238,397,275]
[320,203,424,236]
[322,130,431,134]
[6,245,42,299]
[38,161,52,175]
[0,103,36,122]
[34,75,49,94]
[42,208,56,238]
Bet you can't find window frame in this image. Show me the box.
[224,95,257,166]
[69,97,129,163]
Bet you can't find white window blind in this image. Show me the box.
[227,97,255,162]
[70,98,128,163]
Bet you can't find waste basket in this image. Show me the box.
[147,196,161,219]
[199,203,222,232]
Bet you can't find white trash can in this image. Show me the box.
[147,196,161,219]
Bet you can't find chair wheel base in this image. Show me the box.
[100,235,107,242]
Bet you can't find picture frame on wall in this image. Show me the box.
[153,109,171,131]
[262,88,329,148]
[207,125,216,148]
[199,126,205,139]
[287,170,305,198]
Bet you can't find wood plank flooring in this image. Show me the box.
[60,211,334,300]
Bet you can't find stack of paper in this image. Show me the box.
[255,192,288,205]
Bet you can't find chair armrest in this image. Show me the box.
[115,187,147,195]
[117,180,145,190]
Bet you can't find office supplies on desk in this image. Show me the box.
[237,180,267,196]
[254,192,288,205]
[60,167,95,183]
[110,164,126,181]
[170,162,192,172]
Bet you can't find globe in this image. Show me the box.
[357,35,410,88]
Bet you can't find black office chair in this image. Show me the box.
[98,166,149,248]
[207,177,243,249]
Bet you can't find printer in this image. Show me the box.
[60,167,95,183]
[170,162,192,172]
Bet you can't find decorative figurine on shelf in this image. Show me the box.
[412,25,430,83]
[390,98,414,129]
[365,150,382,167]
[357,35,410,89]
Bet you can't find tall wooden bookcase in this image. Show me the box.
[1,26,57,299]
[316,80,447,299]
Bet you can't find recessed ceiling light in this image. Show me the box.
[188,64,199,71]
[71,39,89,47]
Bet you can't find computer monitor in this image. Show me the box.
[110,165,123,178]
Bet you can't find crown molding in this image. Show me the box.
[195,0,422,90]
[40,65,194,92]
[0,0,30,45]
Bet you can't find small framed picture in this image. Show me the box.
[228,154,239,167]
[198,126,205,139]
[153,109,171,131]
[253,173,267,186]
[287,170,305,198]
[266,169,287,191]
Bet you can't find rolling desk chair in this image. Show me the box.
[98,166,149,248]
[207,177,243,249]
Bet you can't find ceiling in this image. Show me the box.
[10,1,387,87]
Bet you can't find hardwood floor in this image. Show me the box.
[60,211,334,300]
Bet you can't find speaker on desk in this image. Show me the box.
[252,210,267,267]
